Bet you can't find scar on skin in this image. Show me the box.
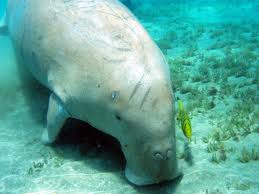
[129,74,144,101]
[140,86,151,109]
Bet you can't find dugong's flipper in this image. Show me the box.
[41,93,70,144]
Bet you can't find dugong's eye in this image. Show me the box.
[115,114,122,121]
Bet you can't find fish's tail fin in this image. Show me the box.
[0,11,8,35]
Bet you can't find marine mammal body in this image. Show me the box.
[7,0,181,185]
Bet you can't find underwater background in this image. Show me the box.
[0,0,258,193]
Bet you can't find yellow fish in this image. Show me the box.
[177,99,192,140]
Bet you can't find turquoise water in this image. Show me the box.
[0,0,6,18]
[0,0,258,193]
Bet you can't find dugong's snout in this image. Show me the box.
[124,141,181,186]
[152,146,173,161]
[117,80,181,185]
[122,132,181,186]
[147,135,175,161]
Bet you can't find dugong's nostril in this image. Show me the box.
[153,149,172,160]
[154,152,164,160]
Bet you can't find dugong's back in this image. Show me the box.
[7,0,168,93]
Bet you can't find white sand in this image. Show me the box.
[0,1,258,193]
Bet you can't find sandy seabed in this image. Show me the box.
[0,1,258,193]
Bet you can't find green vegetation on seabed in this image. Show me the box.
[142,4,259,166]
[27,148,64,175]
[238,147,258,163]
[1,1,258,193]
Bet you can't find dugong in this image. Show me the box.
[6,0,181,185]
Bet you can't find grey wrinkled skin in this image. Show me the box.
[7,0,181,185]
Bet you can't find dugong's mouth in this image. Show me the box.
[125,163,181,186]
[125,165,158,185]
